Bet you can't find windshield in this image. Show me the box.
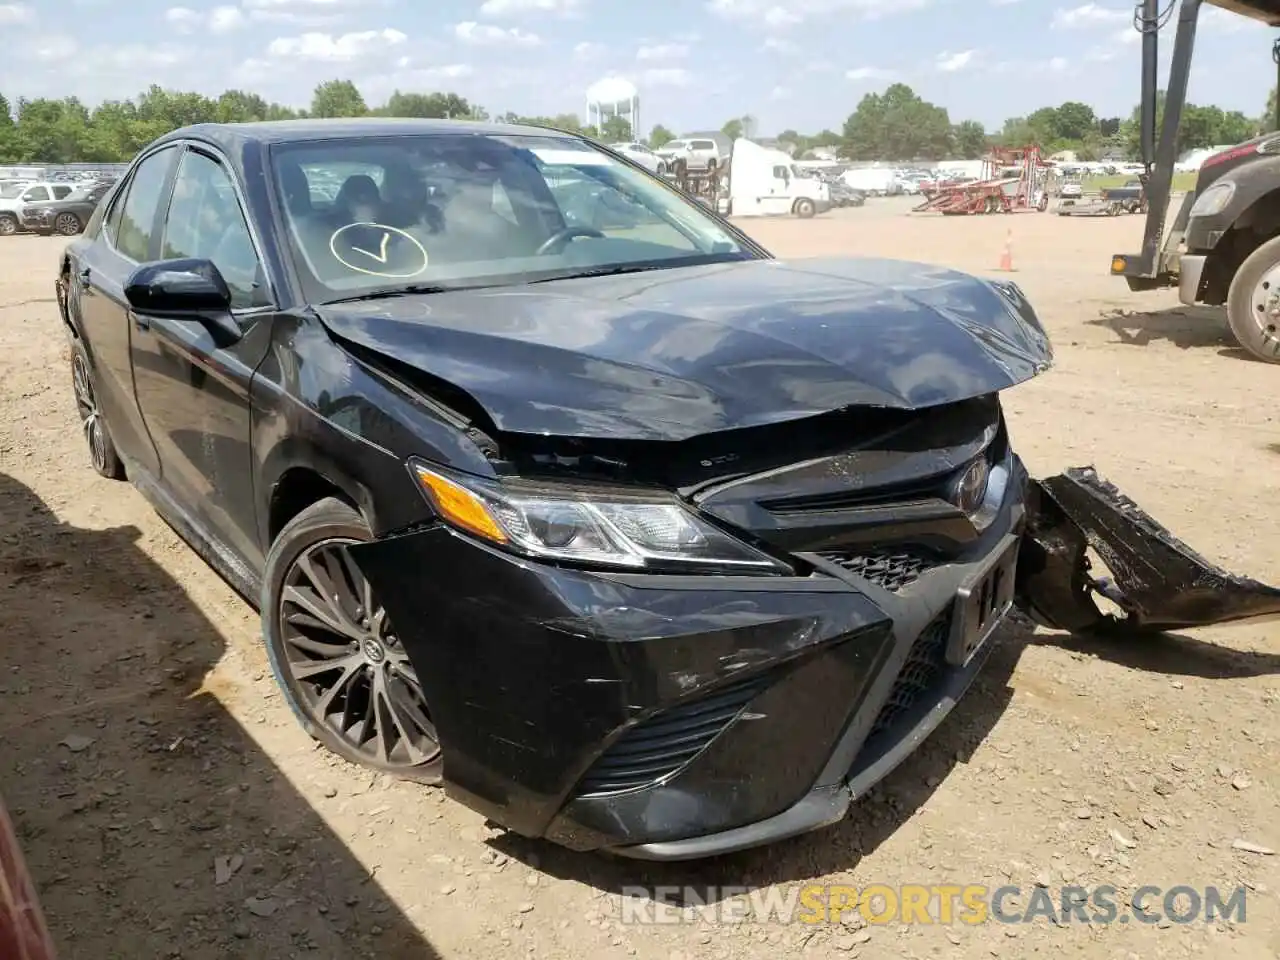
[268,133,751,302]
[0,184,26,199]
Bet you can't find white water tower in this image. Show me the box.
[585,77,639,141]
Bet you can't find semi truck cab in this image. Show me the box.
[1110,0,1280,362]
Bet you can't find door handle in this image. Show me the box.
[77,267,90,283]
[133,312,150,331]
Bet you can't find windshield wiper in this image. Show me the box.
[525,263,681,285]
[321,283,467,305]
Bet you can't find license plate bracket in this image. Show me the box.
[946,535,1020,667]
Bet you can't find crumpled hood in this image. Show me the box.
[314,257,1053,441]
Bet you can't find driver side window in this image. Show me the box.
[161,150,269,309]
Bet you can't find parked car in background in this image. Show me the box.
[1059,179,1084,199]
[21,180,114,236]
[0,182,77,236]
[654,137,722,172]
[608,141,666,175]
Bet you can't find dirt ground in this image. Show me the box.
[2,198,1278,960]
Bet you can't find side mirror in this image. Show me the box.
[124,259,241,345]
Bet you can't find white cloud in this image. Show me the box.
[24,36,78,61]
[641,67,691,86]
[846,66,894,80]
[1048,55,1069,71]
[573,41,605,60]
[707,0,928,28]
[210,5,246,32]
[454,21,541,45]
[478,0,585,17]
[267,28,406,61]
[936,49,975,71]
[0,3,33,23]
[636,42,689,60]
[762,37,800,54]
[1051,3,1129,28]
[165,5,244,34]
[770,85,791,100]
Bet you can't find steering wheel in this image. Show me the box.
[535,226,605,256]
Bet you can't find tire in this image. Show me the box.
[794,198,816,219]
[0,213,16,236]
[54,212,82,236]
[1226,234,1280,363]
[70,338,125,480]
[261,497,443,784]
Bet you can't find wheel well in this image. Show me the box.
[1204,187,1280,304]
[268,468,357,543]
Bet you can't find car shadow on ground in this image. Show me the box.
[1029,623,1280,679]
[488,617,1028,900]
[1088,305,1234,351]
[0,471,439,960]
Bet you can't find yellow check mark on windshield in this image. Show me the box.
[350,232,390,263]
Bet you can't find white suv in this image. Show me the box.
[655,138,722,173]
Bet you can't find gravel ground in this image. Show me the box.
[1,197,1277,960]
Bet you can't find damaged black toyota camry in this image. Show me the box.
[56,119,1280,861]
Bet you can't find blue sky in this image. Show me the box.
[0,0,1274,135]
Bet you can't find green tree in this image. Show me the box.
[648,124,675,148]
[310,80,367,118]
[841,84,952,160]
[952,120,988,159]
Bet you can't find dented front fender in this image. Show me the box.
[1017,466,1280,634]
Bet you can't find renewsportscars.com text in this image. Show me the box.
[619,884,1248,926]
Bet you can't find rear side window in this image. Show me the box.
[692,140,716,151]
[52,185,72,200]
[114,147,178,261]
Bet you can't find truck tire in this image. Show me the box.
[1226,234,1280,363]
[0,213,16,236]
[794,198,816,218]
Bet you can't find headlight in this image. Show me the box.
[409,460,791,575]
[1189,181,1234,218]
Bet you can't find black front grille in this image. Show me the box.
[819,549,936,591]
[865,612,951,741]
[574,672,772,797]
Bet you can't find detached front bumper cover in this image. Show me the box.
[1018,466,1280,634]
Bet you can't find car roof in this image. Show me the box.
[153,117,580,152]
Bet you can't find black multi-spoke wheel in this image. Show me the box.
[262,498,442,782]
[70,339,124,480]
[55,212,82,237]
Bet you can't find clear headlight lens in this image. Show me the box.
[409,460,790,575]
[1189,181,1234,218]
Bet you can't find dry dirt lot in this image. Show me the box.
[1,198,1278,960]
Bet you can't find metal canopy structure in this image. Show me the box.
[1111,0,1280,287]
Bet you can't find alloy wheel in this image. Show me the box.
[55,213,79,236]
[0,216,15,236]
[279,539,440,769]
[71,351,108,473]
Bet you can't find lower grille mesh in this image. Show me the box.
[820,549,934,592]
[575,672,772,797]
[866,612,951,741]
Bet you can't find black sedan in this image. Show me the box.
[55,119,1280,860]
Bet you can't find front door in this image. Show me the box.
[129,145,276,571]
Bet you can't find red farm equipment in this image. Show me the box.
[915,146,1052,215]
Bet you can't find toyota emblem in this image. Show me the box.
[950,458,990,515]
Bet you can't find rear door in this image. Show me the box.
[71,146,181,478]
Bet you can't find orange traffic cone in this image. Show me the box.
[998,229,1014,271]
